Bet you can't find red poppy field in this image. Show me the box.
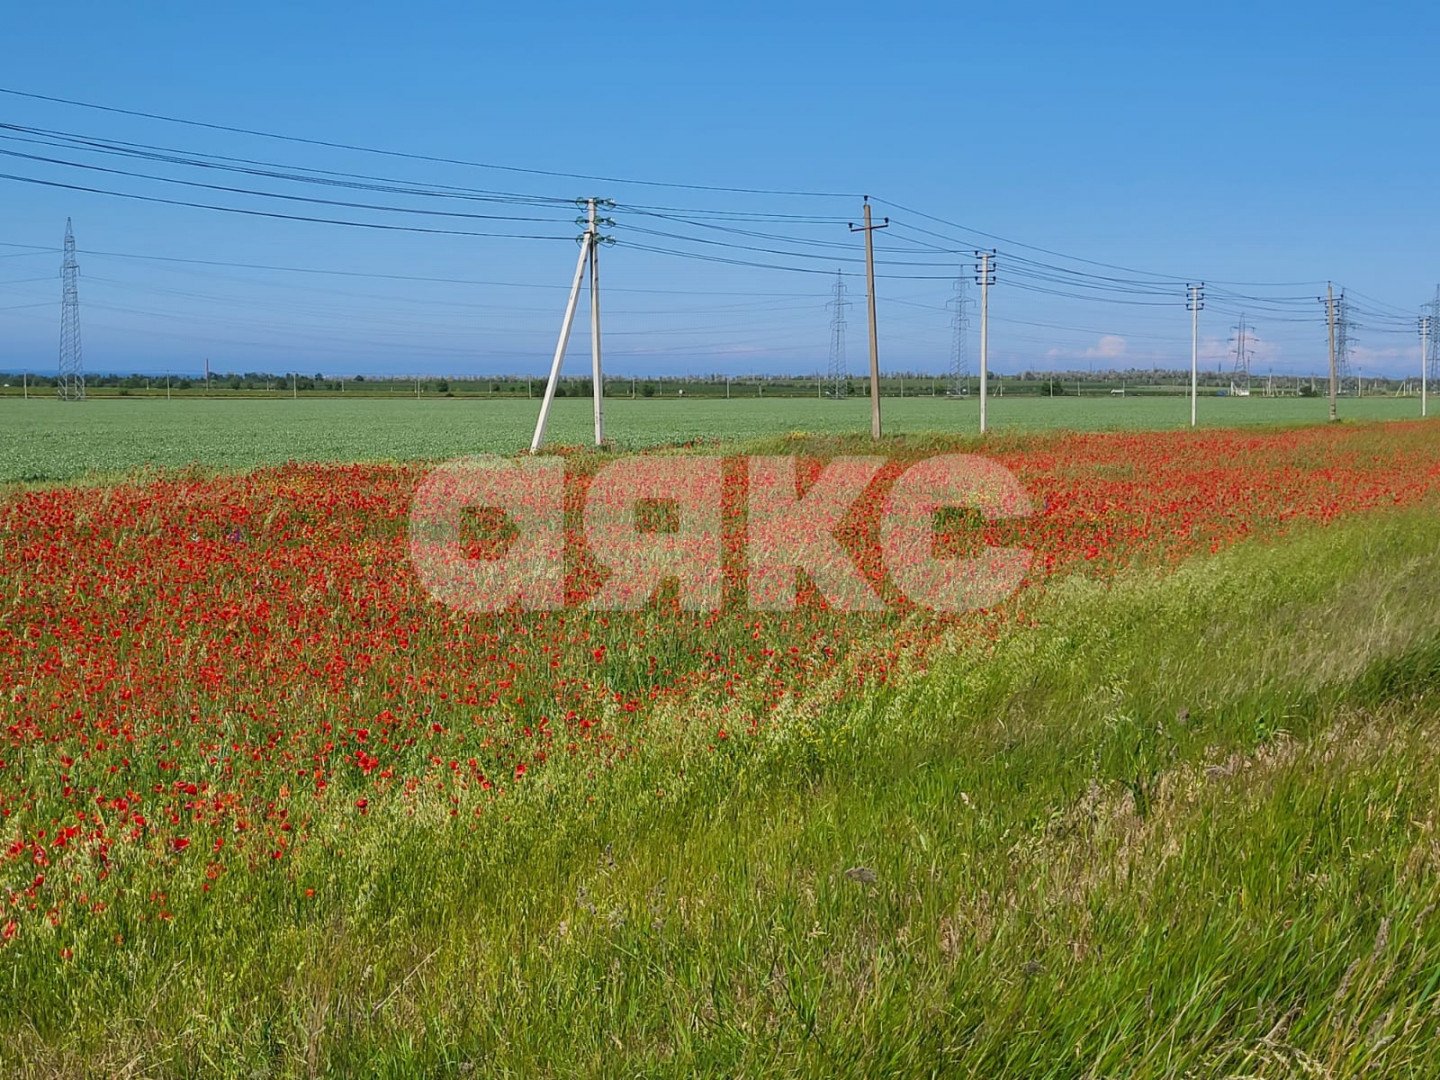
[4,419,1440,1076]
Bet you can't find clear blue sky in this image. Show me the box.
[1,0,1436,379]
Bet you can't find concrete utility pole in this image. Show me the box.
[975,250,996,434]
[531,197,614,452]
[1421,313,1432,418]
[1187,283,1204,426]
[1324,283,1338,422]
[849,197,888,439]
[588,197,604,446]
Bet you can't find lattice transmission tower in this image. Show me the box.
[825,270,850,398]
[57,218,85,401]
[1229,314,1253,395]
[1428,285,1440,389]
[1335,290,1356,394]
[947,275,970,396]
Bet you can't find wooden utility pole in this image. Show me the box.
[849,197,888,439]
[1325,283,1338,422]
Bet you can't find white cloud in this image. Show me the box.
[1086,334,1128,360]
[1044,334,1129,363]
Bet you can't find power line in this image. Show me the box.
[877,198,1328,291]
[0,85,859,198]
[22,243,828,296]
[0,124,573,209]
[0,170,576,240]
[0,145,583,224]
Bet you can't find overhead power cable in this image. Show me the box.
[0,144,578,224]
[0,85,859,198]
[877,199,1328,291]
[0,123,575,207]
[0,170,576,240]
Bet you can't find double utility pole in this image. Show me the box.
[975,251,996,434]
[849,197,888,439]
[531,198,614,452]
[1187,283,1205,426]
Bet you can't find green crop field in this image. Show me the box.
[0,394,1427,483]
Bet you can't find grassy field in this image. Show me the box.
[0,394,1429,483]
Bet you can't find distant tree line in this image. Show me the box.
[0,367,1413,398]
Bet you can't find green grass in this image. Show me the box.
[1,394,1430,483]
[6,504,1439,1077]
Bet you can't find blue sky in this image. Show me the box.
[1,1,1436,378]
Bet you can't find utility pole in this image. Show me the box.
[849,197,888,439]
[531,197,614,452]
[588,198,604,445]
[1323,283,1338,422]
[975,250,996,433]
[1421,313,1431,418]
[293,372,298,400]
[1187,283,1204,426]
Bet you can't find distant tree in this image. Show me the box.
[641,382,657,398]
[436,379,450,394]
